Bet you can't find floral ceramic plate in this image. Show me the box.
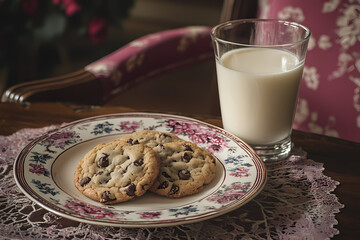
[14,113,266,227]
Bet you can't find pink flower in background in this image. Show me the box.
[21,0,39,15]
[63,0,81,16]
[53,0,81,16]
[87,17,108,44]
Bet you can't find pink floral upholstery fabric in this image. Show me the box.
[85,26,213,103]
[259,0,360,142]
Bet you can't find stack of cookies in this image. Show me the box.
[74,130,217,204]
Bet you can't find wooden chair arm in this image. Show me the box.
[2,26,213,105]
[2,70,103,105]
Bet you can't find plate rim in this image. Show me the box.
[13,112,267,228]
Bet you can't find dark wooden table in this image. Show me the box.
[1,102,359,239]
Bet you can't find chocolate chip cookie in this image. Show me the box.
[118,130,182,147]
[74,140,159,204]
[150,141,216,198]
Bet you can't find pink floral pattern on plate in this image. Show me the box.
[13,113,266,227]
[207,182,252,204]
[65,199,118,219]
[166,119,228,154]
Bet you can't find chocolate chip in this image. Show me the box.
[80,177,91,187]
[183,144,193,152]
[182,152,192,162]
[125,183,136,196]
[101,191,115,203]
[178,170,191,180]
[162,171,171,178]
[99,153,109,168]
[160,133,170,138]
[158,181,169,189]
[95,171,103,176]
[127,138,139,145]
[134,158,144,166]
[169,184,179,195]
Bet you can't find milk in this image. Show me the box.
[216,48,304,145]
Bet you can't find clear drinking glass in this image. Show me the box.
[211,19,310,161]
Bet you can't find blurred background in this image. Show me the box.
[0,0,223,114]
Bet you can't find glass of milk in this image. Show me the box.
[211,19,310,161]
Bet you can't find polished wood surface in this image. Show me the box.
[1,102,359,239]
